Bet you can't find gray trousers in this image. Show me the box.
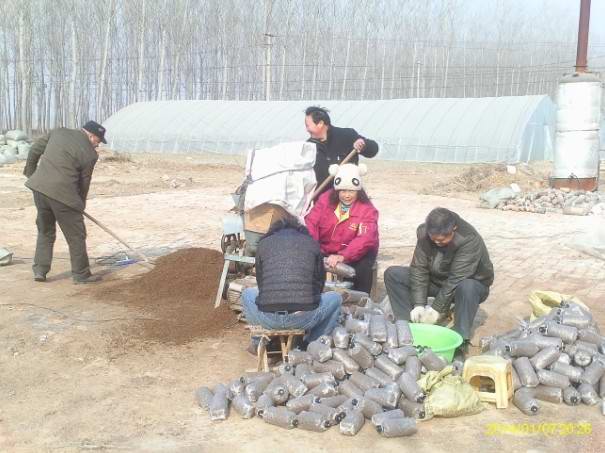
[384,266,489,340]
[33,191,91,279]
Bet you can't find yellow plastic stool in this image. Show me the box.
[462,355,513,409]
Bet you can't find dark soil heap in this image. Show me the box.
[94,248,237,345]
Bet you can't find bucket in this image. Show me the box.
[409,323,463,363]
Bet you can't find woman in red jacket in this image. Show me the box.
[305,163,379,294]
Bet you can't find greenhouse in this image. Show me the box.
[103,95,557,163]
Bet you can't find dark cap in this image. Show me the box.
[82,121,107,144]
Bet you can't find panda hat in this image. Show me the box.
[329,163,368,191]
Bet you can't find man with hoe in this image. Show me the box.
[23,121,107,284]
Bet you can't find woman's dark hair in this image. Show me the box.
[305,106,331,126]
[262,211,309,239]
[425,207,457,236]
[329,188,370,205]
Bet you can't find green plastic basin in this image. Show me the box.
[409,323,463,363]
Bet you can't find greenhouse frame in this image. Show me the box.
[104,95,557,163]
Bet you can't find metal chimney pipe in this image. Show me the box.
[575,0,591,73]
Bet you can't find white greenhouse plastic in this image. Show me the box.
[103,95,556,163]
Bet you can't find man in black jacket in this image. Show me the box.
[384,208,494,351]
[305,106,379,192]
[241,214,342,346]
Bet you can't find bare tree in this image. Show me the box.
[0,0,594,132]
[97,0,115,119]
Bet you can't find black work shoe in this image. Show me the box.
[33,272,47,282]
[73,274,102,285]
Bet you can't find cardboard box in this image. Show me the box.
[244,203,289,234]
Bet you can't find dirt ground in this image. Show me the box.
[1,152,604,452]
[90,247,237,346]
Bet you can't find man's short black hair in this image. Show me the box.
[262,211,309,239]
[425,207,457,236]
[305,106,331,126]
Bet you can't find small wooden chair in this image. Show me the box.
[246,325,305,372]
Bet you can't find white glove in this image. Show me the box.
[410,306,425,323]
[420,306,441,325]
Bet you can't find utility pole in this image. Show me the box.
[264,33,274,101]
[263,0,274,101]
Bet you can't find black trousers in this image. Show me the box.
[32,191,91,279]
[384,265,489,340]
[346,252,376,294]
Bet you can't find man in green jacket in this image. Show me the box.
[384,208,494,349]
[23,121,107,284]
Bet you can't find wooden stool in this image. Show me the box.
[462,355,513,409]
[246,326,305,372]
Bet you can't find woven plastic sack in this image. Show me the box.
[528,290,590,321]
[17,143,31,160]
[418,366,484,419]
[5,129,27,141]
[479,187,517,209]
[243,141,316,217]
[1,148,17,164]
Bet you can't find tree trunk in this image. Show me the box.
[510,65,515,96]
[431,47,437,98]
[18,11,29,132]
[410,41,417,98]
[171,1,190,100]
[494,50,500,97]
[98,0,115,120]
[526,55,533,95]
[136,0,146,102]
[69,19,78,127]
[379,40,386,99]
[442,46,450,98]
[300,33,306,100]
[279,4,293,101]
[327,10,336,99]
[389,45,396,98]
[360,34,370,100]
[340,34,352,99]
[462,39,466,97]
[157,29,166,100]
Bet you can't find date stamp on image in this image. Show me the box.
[485,422,592,436]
